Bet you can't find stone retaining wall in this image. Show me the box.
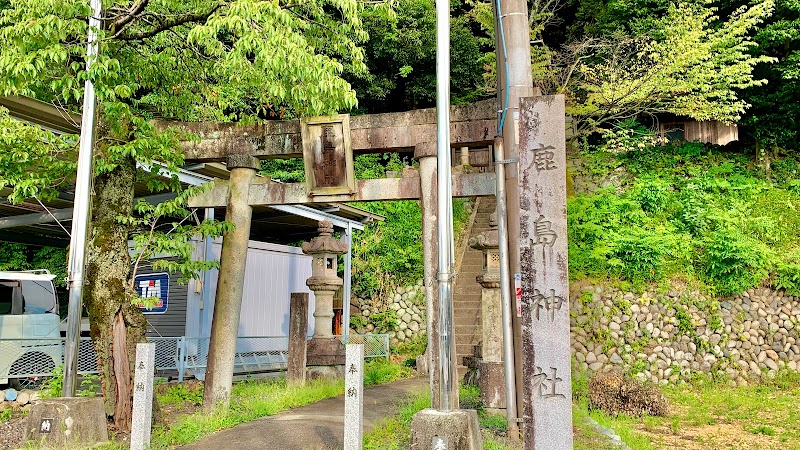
[570,281,800,385]
[351,280,426,346]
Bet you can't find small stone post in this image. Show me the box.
[131,343,156,450]
[468,212,505,409]
[344,344,364,450]
[518,95,572,449]
[302,220,349,365]
[287,292,310,385]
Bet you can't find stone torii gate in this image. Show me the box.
[176,96,573,450]
[177,100,498,409]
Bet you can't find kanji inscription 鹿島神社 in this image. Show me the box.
[531,288,565,322]
[518,95,573,450]
[532,215,558,247]
[531,144,557,172]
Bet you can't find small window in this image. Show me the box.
[22,280,56,314]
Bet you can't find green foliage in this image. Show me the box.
[363,359,413,386]
[703,229,772,295]
[369,309,400,331]
[555,0,777,135]
[459,383,483,410]
[39,366,98,398]
[351,196,470,299]
[750,425,777,436]
[157,383,204,407]
[392,334,427,358]
[741,0,800,153]
[570,142,800,294]
[0,408,11,422]
[609,225,690,284]
[0,243,67,286]
[351,0,489,113]
[775,257,800,295]
[259,158,305,183]
[39,366,64,399]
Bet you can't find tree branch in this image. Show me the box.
[111,0,150,33]
[114,3,226,41]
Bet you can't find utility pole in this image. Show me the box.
[493,0,535,437]
[63,0,102,396]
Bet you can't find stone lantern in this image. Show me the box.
[468,211,505,410]
[302,219,349,338]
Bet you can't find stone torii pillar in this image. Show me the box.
[203,154,260,409]
[415,142,444,409]
[468,212,505,410]
[302,219,349,365]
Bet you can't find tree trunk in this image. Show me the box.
[84,155,147,432]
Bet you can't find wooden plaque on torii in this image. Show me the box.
[301,115,355,197]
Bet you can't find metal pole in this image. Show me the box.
[63,0,102,396]
[494,137,519,435]
[343,222,353,338]
[495,0,535,426]
[435,0,455,411]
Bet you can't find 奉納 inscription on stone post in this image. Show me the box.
[344,343,364,450]
[518,95,573,450]
[131,343,156,450]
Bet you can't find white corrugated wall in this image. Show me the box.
[194,239,315,339]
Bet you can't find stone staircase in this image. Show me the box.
[454,196,496,377]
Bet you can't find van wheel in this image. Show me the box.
[9,352,55,390]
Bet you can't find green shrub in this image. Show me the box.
[392,334,427,357]
[609,226,689,283]
[568,143,800,294]
[702,229,772,295]
[775,258,800,296]
[369,309,399,331]
[629,175,673,214]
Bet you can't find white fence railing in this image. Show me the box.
[0,334,389,383]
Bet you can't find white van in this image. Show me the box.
[0,270,62,389]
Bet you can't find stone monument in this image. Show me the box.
[468,212,505,410]
[24,397,108,448]
[302,219,349,365]
[343,344,364,450]
[518,95,572,449]
[131,343,156,450]
[287,292,310,386]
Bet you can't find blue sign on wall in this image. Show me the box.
[134,273,169,314]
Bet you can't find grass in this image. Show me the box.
[148,360,413,449]
[151,377,344,448]
[573,370,800,450]
[364,391,430,450]
[364,359,415,386]
[365,384,626,450]
[15,359,413,450]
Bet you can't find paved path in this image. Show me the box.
[179,376,428,450]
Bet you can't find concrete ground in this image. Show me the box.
[178,376,428,450]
